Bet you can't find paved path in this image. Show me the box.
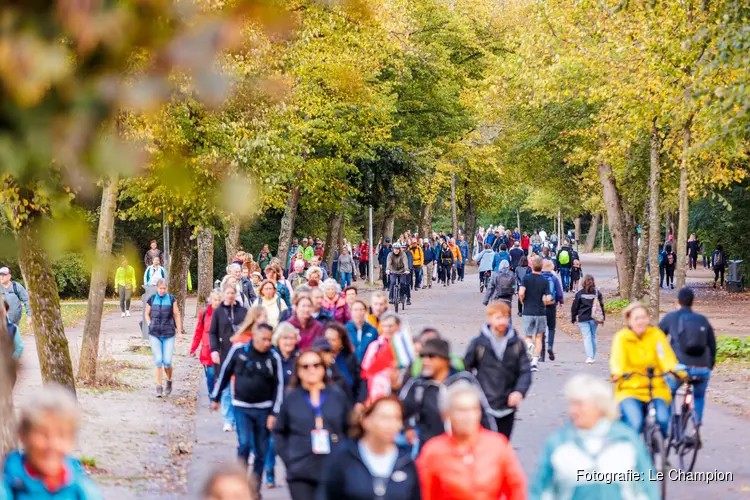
[188,255,750,499]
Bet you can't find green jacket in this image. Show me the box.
[303,246,315,262]
[258,253,273,270]
[114,265,137,289]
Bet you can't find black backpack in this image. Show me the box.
[678,313,710,357]
[495,272,516,297]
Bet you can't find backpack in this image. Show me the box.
[714,251,724,267]
[543,275,557,305]
[558,250,570,265]
[496,272,516,297]
[667,253,675,265]
[658,251,665,266]
[678,313,709,357]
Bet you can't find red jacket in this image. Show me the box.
[358,243,370,262]
[190,306,214,366]
[417,428,527,500]
[521,236,530,251]
[287,315,324,350]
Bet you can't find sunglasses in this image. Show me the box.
[300,362,324,371]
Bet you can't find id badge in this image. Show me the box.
[311,429,331,455]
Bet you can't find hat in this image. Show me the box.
[385,237,391,243]
[311,338,332,352]
[411,238,417,244]
[420,338,450,360]
[302,237,309,242]
[251,271,262,278]
[0,267,9,275]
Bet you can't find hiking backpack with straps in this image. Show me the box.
[678,313,710,357]
[558,250,570,265]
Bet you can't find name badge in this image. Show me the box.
[311,429,331,454]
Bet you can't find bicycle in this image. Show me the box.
[389,272,409,313]
[666,375,702,472]
[618,367,671,499]
[479,270,491,293]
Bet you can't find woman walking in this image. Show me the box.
[142,255,167,339]
[321,279,350,324]
[144,279,182,397]
[114,256,136,318]
[264,265,291,309]
[324,322,367,409]
[318,396,421,500]
[514,256,530,317]
[438,241,454,286]
[687,233,700,271]
[287,296,325,349]
[190,289,222,405]
[255,280,288,329]
[274,350,351,500]
[570,275,605,364]
[338,246,356,287]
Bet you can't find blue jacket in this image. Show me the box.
[378,245,392,266]
[2,451,102,500]
[406,250,414,270]
[485,233,496,247]
[147,293,176,338]
[541,271,564,305]
[6,319,22,360]
[530,421,658,500]
[457,240,469,261]
[346,321,379,361]
[317,440,421,500]
[422,244,435,264]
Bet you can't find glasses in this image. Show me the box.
[300,362,323,371]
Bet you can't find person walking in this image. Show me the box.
[321,279,351,324]
[287,296,325,349]
[190,290,222,406]
[0,267,31,327]
[475,244,497,288]
[464,302,531,439]
[483,260,515,307]
[212,323,283,492]
[142,256,166,339]
[541,260,564,362]
[378,238,393,289]
[457,234,469,282]
[361,313,402,402]
[417,381,527,500]
[448,238,463,284]
[530,374,658,500]
[519,256,549,372]
[659,288,716,424]
[320,324,367,408]
[338,247,356,288]
[274,350,351,500]
[143,239,163,268]
[346,300,379,361]
[318,396,421,500]
[144,279,182,397]
[386,244,411,305]
[437,241,454,287]
[358,240,370,280]
[686,233,700,271]
[509,241,525,270]
[557,240,575,292]
[254,280,287,329]
[711,244,727,288]
[513,256,530,317]
[114,257,137,318]
[422,239,435,289]
[663,244,677,289]
[4,302,24,360]
[409,239,424,290]
[257,244,273,274]
[571,275,605,364]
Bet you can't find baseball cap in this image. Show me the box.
[0,267,9,275]
[311,338,332,352]
[385,237,391,243]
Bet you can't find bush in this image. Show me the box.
[604,299,630,313]
[53,254,91,299]
[716,335,750,361]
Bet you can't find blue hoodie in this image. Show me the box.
[2,451,102,500]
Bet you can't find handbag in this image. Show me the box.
[591,288,605,324]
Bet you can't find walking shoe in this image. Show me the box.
[155,385,163,398]
[406,299,411,305]
[222,423,233,432]
[165,380,173,396]
[126,310,130,317]
[121,312,126,318]
[526,341,535,360]
[531,359,539,372]
[548,349,555,361]
[585,357,595,364]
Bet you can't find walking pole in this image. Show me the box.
[369,205,374,285]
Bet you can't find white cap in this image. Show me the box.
[0,267,9,275]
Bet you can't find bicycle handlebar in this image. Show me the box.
[614,369,681,383]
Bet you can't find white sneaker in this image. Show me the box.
[585,357,595,364]
[126,310,130,317]
[222,423,233,432]
[526,341,535,360]
[531,359,539,372]
[121,312,126,318]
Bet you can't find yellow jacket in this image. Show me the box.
[410,246,424,266]
[114,265,137,289]
[610,326,678,404]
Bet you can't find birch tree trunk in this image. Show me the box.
[196,227,214,315]
[599,163,634,299]
[16,220,76,392]
[169,221,193,329]
[225,216,241,265]
[676,120,692,290]
[648,122,663,318]
[79,174,119,382]
[277,186,300,271]
[0,295,17,458]
[450,173,458,237]
[516,208,521,235]
[584,214,600,253]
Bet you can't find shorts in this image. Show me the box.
[149,335,176,368]
[522,315,547,336]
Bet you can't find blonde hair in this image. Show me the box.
[272,321,301,347]
[232,306,266,340]
[564,374,618,421]
[19,384,80,436]
[622,301,648,323]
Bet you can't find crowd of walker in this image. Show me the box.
[0,224,722,500]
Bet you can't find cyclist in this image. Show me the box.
[475,244,497,289]
[386,243,411,306]
[610,302,679,437]
[659,288,716,424]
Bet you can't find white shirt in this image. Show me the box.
[358,442,399,479]
[539,230,547,242]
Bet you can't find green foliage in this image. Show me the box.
[605,299,631,314]
[716,335,750,362]
[53,255,91,300]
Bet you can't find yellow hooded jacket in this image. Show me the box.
[410,245,424,266]
[610,325,678,404]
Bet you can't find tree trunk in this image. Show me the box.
[647,122,663,318]
[464,191,477,259]
[225,215,241,265]
[0,295,17,458]
[418,202,432,241]
[599,162,634,299]
[381,192,396,241]
[584,214,600,253]
[516,207,521,235]
[79,174,119,382]
[676,120,692,290]
[450,173,458,237]
[196,227,214,315]
[169,221,193,329]
[323,212,344,271]
[16,220,76,393]
[631,205,650,300]
[574,217,582,247]
[277,185,300,271]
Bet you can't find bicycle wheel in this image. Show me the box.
[647,427,668,499]
[480,279,485,293]
[394,288,400,313]
[678,410,700,472]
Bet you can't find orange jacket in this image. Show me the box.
[449,243,463,265]
[417,428,527,500]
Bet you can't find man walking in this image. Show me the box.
[457,234,469,281]
[519,256,549,372]
[422,238,436,289]
[378,237,393,290]
[557,239,575,292]
[0,267,31,326]
[409,239,424,290]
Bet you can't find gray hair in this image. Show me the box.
[156,278,167,287]
[208,288,222,302]
[19,384,80,436]
[380,311,401,326]
[439,380,482,414]
[227,263,241,274]
[272,321,301,347]
[322,278,340,294]
[499,260,510,271]
[564,374,618,421]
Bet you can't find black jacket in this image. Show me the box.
[317,440,421,500]
[209,302,248,362]
[331,352,367,405]
[659,307,716,369]
[274,385,351,483]
[558,245,575,268]
[464,326,532,413]
[571,289,605,323]
[509,248,525,269]
[438,247,453,266]
[241,277,258,305]
[212,343,284,413]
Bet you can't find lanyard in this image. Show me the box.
[305,391,327,429]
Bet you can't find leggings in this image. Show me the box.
[665,267,675,287]
[359,260,368,279]
[714,267,725,286]
[438,264,450,283]
[689,255,698,270]
[119,286,132,312]
[288,480,318,500]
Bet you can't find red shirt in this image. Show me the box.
[24,461,69,493]
[521,236,530,250]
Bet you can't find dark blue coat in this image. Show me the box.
[377,245,392,266]
[317,440,421,500]
[148,293,176,338]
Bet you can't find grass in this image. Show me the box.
[716,335,750,362]
[18,303,120,336]
[604,298,631,313]
[80,456,97,468]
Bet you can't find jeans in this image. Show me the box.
[388,273,411,302]
[203,365,215,403]
[339,271,352,288]
[659,265,666,287]
[667,366,711,423]
[457,264,465,280]
[235,407,271,481]
[579,320,598,359]
[620,397,670,437]
[148,335,175,368]
[118,286,132,312]
[560,267,571,291]
[332,262,339,283]
[221,386,235,427]
[412,267,423,289]
[545,305,556,351]
[265,435,277,483]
